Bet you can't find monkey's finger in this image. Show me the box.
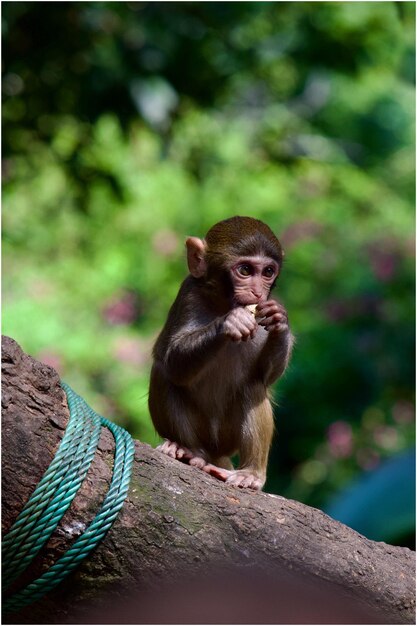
[259,317,287,329]
[256,302,278,313]
[259,303,286,315]
[261,313,287,325]
[243,326,257,341]
[257,301,286,315]
[234,321,255,341]
[267,322,289,334]
[263,299,285,309]
[256,309,282,323]
[223,322,245,342]
[256,300,279,310]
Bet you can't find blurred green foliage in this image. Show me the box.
[2,2,415,545]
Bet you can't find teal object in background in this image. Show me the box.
[324,450,415,544]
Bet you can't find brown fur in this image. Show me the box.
[148,216,293,490]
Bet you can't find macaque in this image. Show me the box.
[148,216,294,490]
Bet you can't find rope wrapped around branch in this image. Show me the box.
[2,382,135,615]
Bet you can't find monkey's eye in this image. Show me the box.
[237,264,252,277]
[263,266,276,278]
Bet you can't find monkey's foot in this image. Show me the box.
[157,439,210,468]
[156,441,261,489]
[201,463,234,482]
[157,439,195,461]
[156,441,233,481]
[225,469,264,490]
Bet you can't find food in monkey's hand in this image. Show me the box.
[246,304,258,317]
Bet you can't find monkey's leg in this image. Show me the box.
[153,379,212,467]
[226,396,274,490]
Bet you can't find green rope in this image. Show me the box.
[2,382,135,615]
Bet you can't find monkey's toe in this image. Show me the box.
[157,439,175,457]
[157,439,191,460]
[189,455,208,470]
[202,464,233,482]
[225,470,263,490]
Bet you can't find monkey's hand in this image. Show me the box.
[221,307,258,342]
[255,300,289,334]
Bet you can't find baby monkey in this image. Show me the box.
[149,216,293,490]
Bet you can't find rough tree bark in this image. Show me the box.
[2,336,415,625]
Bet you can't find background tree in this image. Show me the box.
[2,2,415,546]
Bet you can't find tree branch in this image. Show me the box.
[2,335,415,625]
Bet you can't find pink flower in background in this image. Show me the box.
[327,420,353,458]
[367,240,401,283]
[102,291,139,325]
[112,336,150,368]
[392,400,414,425]
[370,250,397,282]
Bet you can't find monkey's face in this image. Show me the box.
[186,217,284,312]
[229,255,280,307]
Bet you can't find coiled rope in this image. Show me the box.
[2,382,135,614]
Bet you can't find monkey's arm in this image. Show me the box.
[255,300,294,386]
[156,320,227,386]
[258,329,294,386]
[154,292,258,386]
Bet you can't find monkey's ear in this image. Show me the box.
[185,237,207,277]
